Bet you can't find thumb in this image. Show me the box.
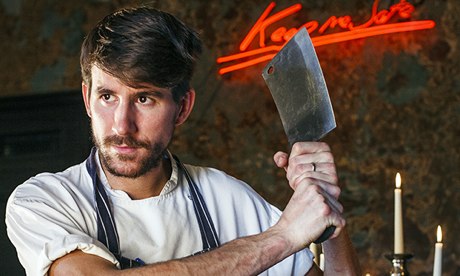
[273,151,289,170]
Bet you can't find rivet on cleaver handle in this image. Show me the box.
[262,28,336,244]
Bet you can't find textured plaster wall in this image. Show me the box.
[1,0,459,275]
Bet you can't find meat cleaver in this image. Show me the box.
[262,27,336,244]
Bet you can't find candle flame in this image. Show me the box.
[437,225,442,242]
[395,173,401,188]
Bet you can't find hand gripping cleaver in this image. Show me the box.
[262,27,336,244]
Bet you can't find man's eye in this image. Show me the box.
[138,96,151,104]
[102,94,112,101]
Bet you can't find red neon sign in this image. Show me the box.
[217,0,435,75]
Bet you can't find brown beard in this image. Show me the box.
[93,134,166,179]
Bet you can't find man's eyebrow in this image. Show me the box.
[95,86,114,95]
[135,90,165,98]
[93,86,167,98]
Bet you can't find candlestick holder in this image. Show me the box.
[385,253,413,276]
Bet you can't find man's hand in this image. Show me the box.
[272,142,345,252]
[274,142,338,191]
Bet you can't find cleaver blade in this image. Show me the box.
[262,27,336,146]
[262,27,336,244]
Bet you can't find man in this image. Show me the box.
[6,6,361,275]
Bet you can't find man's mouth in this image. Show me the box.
[103,135,150,152]
[112,145,139,154]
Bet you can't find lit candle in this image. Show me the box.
[394,172,404,254]
[433,225,443,276]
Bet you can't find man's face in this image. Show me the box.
[83,66,182,178]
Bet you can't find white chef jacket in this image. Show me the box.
[6,150,313,275]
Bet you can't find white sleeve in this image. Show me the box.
[6,186,119,276]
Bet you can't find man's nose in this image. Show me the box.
[112,101,137,135]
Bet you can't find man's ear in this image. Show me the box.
[82,82,92,118]
[175,88,196,126]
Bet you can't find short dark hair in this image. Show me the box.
[80,6,202,102]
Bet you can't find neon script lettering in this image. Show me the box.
[217,0,435,75]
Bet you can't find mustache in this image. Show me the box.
[103,135,150,149]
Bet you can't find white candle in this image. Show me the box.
[433,225,443,276]
[394,173,404,254]
[309,243,319,265]
[319,253,325,271]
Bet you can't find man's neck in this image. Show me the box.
[103,157,172,200]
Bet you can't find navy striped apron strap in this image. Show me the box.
[86,148,141,269]
[173,155,220,251]
[86,148,119,255]
[85,149,220,269]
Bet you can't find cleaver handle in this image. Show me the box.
[314,226,335,244]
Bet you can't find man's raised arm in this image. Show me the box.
[274,141,362,275]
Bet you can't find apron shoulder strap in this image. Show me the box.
[173,155,220,251]
[86,149,220,268]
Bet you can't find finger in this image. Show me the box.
[287,152,335,180]
[309,187,346,240]
[273,151,289,171]
[306,162,337,176]
[293,175,341,199]
[327,211,346,239]
[288,163,338,187]
[315,183,343,214]
[290,141,331,157]
[286,163,316,188]
[294,178,343,215]
[322,187,344,214]
[287,152,335,177]
[326,214,346,240]
[300,184,346,241]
